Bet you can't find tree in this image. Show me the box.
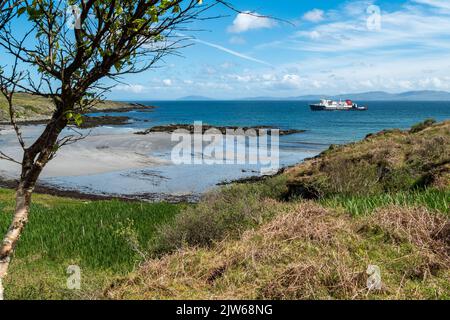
[0,0,233,300]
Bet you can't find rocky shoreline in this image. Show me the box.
[136,124,306,136]
[90,102,156,113]
[0,115,132,127]
[0,177,200,203]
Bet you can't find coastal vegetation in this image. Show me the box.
[0,93,141,122]
[0,120,448,299]
[286,119,449,198]
[105,120,450,300]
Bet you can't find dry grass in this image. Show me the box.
[258,202,348,244]
[104,202,450,300]
[363,206,450,276]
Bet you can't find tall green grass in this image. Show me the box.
[0,192,181,271]
[320,189,449,216]
[0,189,182,299]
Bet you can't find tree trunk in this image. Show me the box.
[0,110,67,300]
[0,183,32,300]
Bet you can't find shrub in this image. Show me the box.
[410,118,436,134]
[150,176,286,254]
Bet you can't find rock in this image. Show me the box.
[75,116,130,128]
[135,124,306,136]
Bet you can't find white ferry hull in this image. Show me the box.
[310,99,368,111]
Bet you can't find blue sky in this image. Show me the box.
[5,0,450,99]
[110,0,450,100]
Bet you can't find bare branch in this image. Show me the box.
[0,150,20,165]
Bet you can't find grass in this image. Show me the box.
[0,189,182,299]
[320,189,450,216]
[106,202,450,300]
[0,92,134,121]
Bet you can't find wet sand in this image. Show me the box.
[0,125,173,179]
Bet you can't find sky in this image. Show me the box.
[5,0,450,99]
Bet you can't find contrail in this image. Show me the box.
[177,33,273,67]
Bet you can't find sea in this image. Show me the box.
[43,100,450,199]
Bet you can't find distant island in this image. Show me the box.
[177,95,215,101]
[177,90,450,101]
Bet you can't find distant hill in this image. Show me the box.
[177,95,214,101]
[237,91,450,101]
[175,91,450,102]
[328,91,450,101]
[249,91,450,101]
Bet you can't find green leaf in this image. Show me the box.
[17,7,27,16]
[74,114,83,127]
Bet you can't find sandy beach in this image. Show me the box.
[0,122,316,200]
[0,125,173,179]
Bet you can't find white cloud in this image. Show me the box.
[115,84,146,93]
[285,2,450,54]
[397,80,414,90]
[275,51,450,93]
[229,36,246,45]
[262,74,276,81]
[229,74,253,83]
[413,0,450,10]
[277,74,303,89]
[297,30,321,39]
[227,12,276,33]
[225,72,304,90]
[128,0,450,98]
[203,66,217,75]
[418,77,450,89]
[220,62,236,69]
[187,36,273,67]
[303,9,325,22]
[162,79,172,87]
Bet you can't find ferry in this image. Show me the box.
[310,99,368,111]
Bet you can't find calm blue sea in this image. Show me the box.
[96,100,450,148]
[53,100,448,198]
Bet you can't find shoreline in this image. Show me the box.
[0,115,132,127]
[0,165,292,203]
[0,177,200,203]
